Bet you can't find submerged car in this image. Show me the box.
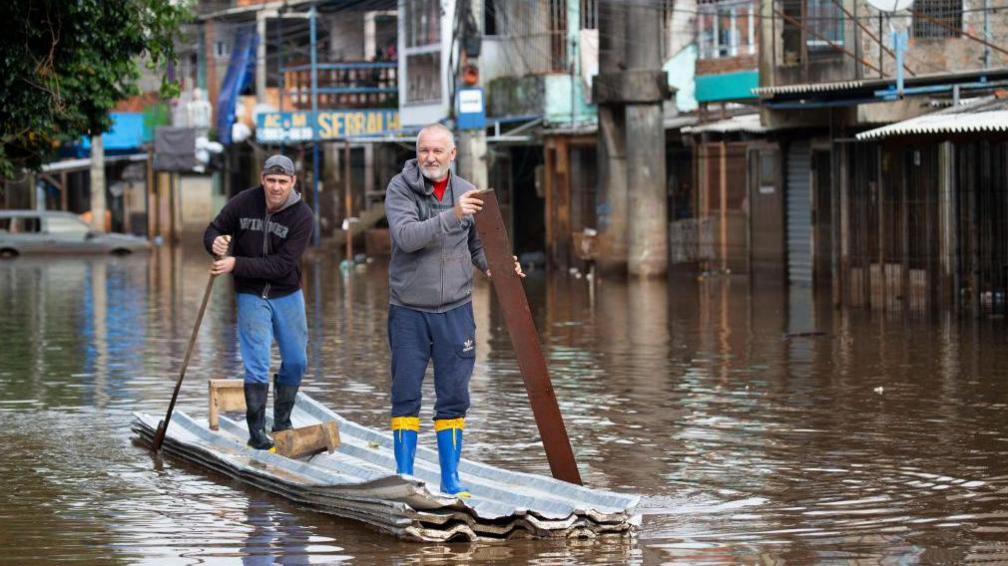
[0,210,151,257]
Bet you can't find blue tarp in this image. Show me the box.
[80,113,146,151]
[216,27,258,145]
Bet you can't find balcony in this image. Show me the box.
[280,61,398,111]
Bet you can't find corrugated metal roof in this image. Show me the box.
[753,80,867,97]
[681,113,765,134]
[754,69,1008,100]
[856,96,1008,140]
[133,393,640,542]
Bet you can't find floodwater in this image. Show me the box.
[2,244,1008,564]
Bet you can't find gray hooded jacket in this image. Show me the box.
[385,159,488,313]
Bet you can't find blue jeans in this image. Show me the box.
[237,290,307,386]
[389,303,476,420]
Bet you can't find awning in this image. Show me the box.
[755,69,1008,104]
[856,96,1008,140]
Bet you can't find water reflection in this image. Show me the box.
[2,249,1008,562]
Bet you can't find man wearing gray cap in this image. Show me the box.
[203,154,315,450]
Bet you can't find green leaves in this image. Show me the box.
[0,0,193,178]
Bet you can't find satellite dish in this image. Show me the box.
[866,0,913,12]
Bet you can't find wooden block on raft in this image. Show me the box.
[273,421,341,459]
[208,379,246,431]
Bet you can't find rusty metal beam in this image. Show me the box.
[473,190,583,485]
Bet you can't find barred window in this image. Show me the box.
[698,0,757,59]
[804,0,844,50]
[403,0,442,104]
[913,0,962,38]
[404,0,440,48]
[405,52,441,103]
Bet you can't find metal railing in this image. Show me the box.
[282,61,398,110]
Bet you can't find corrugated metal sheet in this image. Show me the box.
[133,393,640,542]
[787,143,812,285]
[754,70,1008,99]
[856,99,1008,140]
[753,80,866,97]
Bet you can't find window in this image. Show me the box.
[404,0,441,48]
[214,40,229,59]
[6,216,41,234]
[406,53,441,103]
[913,0,962,38]
[698,0,756,59]
[403,0,442,104]
[804,0,844,49]
[46,216,90,236]
[485,0,498,35]
[581,0,598,30]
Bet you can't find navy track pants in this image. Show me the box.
[388,302,476,420]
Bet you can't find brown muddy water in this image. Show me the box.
[2,245,1008,564]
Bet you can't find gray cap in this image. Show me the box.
[263,154,295,176]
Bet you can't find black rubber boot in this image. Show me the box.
[244,382,274,450]
[271,375,300,433]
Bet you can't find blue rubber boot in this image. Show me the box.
[391,416,419,475]
[435,418,470,497]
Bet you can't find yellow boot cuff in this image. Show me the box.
[391,416,420,432]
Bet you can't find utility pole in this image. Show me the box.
[457,128,488,190]
[454,0,488,190]
[309,5,321,246]
[90,135,107,232]
[595,0,670,276]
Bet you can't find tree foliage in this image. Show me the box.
[0,0,192,178]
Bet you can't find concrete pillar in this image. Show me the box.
[626,0,667,277]
[596,0,629,274]
[457,129,488,190]
[626,104,667,276]
[597,106,628,272]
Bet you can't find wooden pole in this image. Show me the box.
[152,269,219,452]
[152,239,229,451]
[344,140,352,261]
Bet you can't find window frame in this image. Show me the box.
[697,0,757,60]
[402,0,443,105]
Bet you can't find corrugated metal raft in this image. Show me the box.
[132,393,640,542]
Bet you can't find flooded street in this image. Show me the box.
[2,245,1008,564]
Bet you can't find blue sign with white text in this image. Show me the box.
[456,88,486,130]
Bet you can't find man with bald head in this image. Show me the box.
[384,124,522,497]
